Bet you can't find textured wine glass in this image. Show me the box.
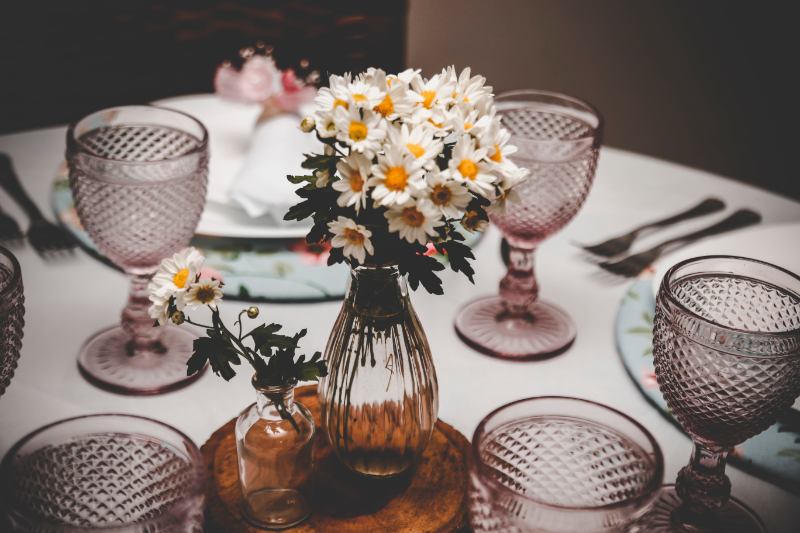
[67,106,209,395]
[455,90,603,359]
[1,246,24,399]
[469,397,664,533]
[0,414,205,532]
[650,255,800,533]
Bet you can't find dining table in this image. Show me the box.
[1,100,799,533]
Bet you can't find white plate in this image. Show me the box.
[651,222,800,298]
[153,94,312,239]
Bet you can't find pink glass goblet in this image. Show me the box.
[455,90,603,359]
[0,414,205,532]
[66,106,209,395]
[469,397,664,532]
[1,246,24,399]
[650,256,800,533]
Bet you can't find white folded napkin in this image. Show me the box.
[228,112,323,221]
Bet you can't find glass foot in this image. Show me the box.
[646,485,766,533]
[454,296,576,359]
[77,324,206,395]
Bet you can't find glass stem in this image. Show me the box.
[499,244,539,317]
[673,440,732,525]
[121,274,162,350]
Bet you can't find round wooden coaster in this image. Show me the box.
[201,385,471,532]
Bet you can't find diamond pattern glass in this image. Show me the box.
[649,256,800,532]
[66,107,208,395]
[456,90,602,359]
[1,246,24,399]
[469,397,663,533]
[0,415,205,532]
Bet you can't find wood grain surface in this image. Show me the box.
[201,385,471,532]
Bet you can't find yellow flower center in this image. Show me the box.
[458,159,479,180]
[387,78,394,87]
[326,121,336,131]
[353,94,368,102]
[489,144,502,163]
[402,206,426,227]
[333,99,349,109]
[430,184,453,206]
[452,92,458,98]
[196,286,215,303]
[384,167,409,191]
[463,210,480,229]
[349,122,368,142]
[421,90,436,109]
[427,118,443,128]
[374,95,394,117]
[464,122,473,130]
[463,96,470,103]
[344,227,365,244]
[350,171,364,192]
[407,143,425,158]
[173,269,189,289]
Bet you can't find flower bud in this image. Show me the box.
[247,306,260,319]
[324,144,336,156]
[315,168,330,188]
[171,310,185,325]
[299,116,315,132]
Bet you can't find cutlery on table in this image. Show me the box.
[598,209,762,278]
[0,203,24,243]
[581,198,726,257]
[0,153,76,254]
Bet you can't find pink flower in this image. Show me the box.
[288,239,331,265]
[640,367,659,389]
[214,56,280,104]
[729,446,745,459]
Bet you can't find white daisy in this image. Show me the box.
[410,72,456,112]
[367,144,426,207]
[348,78,385,110]
[333,153,372,212]
[448,135,498,196]
[334,106,386,158]
[446,106,480,136]
[424,171,472,219]
[313,75,352,114]
[183,278,224,311]
[315,111,338,138]
[385,200,444,245]
[328,216,374,265]
[373,83,419,122]
[148,297,171,326]
[388,68,422,88]
[461,209,490,233]
[479,121,518,169]
[148,247,205,309]
[448,66,493,112]
[486,167,528,216]
[387,123,443,170]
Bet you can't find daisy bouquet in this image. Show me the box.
[286,66,528,294]
[147,248,327,428]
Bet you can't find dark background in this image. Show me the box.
[0,0,797,200]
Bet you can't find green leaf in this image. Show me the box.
[626,326,653,336]
[399,252,445,295]
[643,347,653,356]
[191,335,238,381]
[250,323,300,356]
[287,174,317,185]
[626,290,640,301]
[642,312,654,326]
[438,240,475,283]
[301,154,339,170]
[777,449,800,462]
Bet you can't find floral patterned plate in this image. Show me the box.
[51,168,481,302]
[616,279,800,495]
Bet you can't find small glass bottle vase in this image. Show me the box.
[318,264,439,477]
[235,378,315,529]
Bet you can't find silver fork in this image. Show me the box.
[598,209,762,278]
[581,198,726,257]
[0,154,76,254]
[0,203,24,243]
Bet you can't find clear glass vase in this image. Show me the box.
[235,378,315,529]
[318,264,439,477]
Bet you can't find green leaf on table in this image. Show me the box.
[777,449,800,462]
[626,326,653,337]
[642,312,654,326]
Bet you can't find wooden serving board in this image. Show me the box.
[201,385,471,532]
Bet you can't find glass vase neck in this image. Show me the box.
[346,263,407,318]
[252,378,297,419]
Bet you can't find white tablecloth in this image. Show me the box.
[1,124,799,532]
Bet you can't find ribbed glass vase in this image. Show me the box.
[318,264,438,477]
